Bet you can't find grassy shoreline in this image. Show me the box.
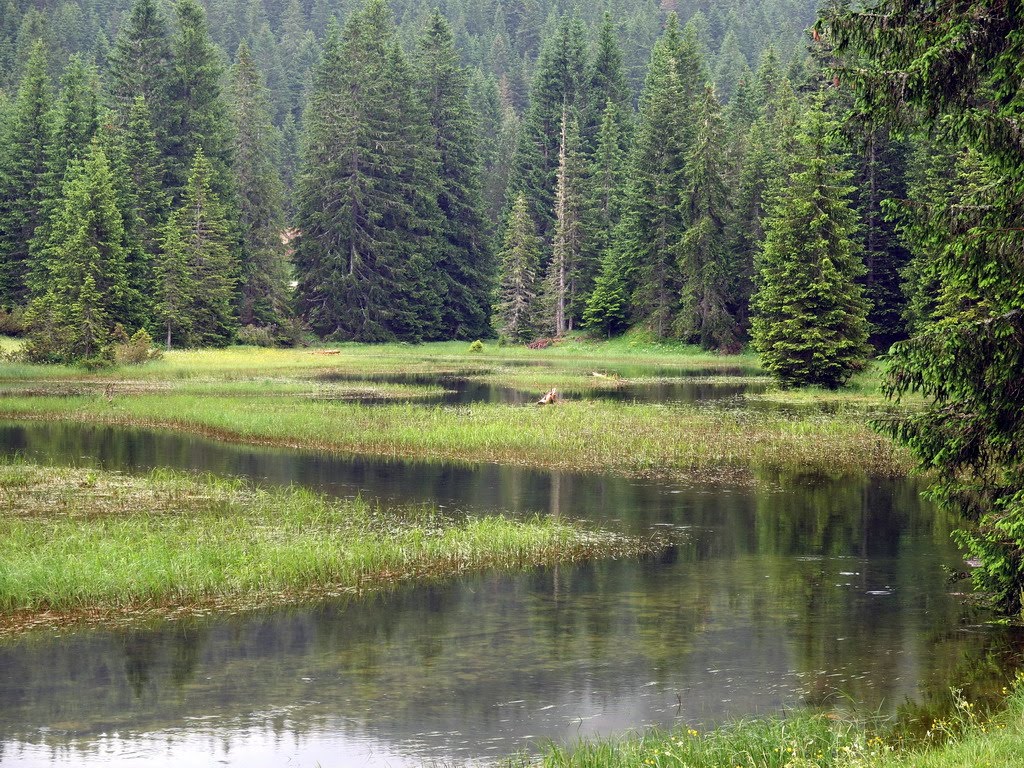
[523,682,1024,768]
[0,461,655,634]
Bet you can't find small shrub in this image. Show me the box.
[113,328,162,366]
[468,339,485,353]
[110,323,131,345]
[275,317,309,347]
[237,324,277,347]
[496,335,509,347]
[0,306,27,336]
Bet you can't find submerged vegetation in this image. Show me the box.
[0,459,653,631]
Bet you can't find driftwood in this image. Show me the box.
[537,388,559,405]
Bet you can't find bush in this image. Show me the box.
[0,306,27,336]
[237,324,277,347]
[113,328,162,366]
[468,339,485,353]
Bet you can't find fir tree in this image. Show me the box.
[750,96,871,388]
[0,42,54,308]
[493,193,541,343]
[159,149,238,347]
[675,85,738,350]
[506,13,589,236]
[229,41,289,328]
[416,11,494,340]
[584,12,631,150]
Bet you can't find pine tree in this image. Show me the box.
[750,95,871,388]
[416,11,493,340]
[24,142,132,363]
[493,193,541,343]
[587,99,627,278]
[295,4,441,342]
[159,149,238,347]
[675,85,738,350]
[0,42,54,308]
[229,41,289,329]
[584,12,631,151]
[540,106,588,336]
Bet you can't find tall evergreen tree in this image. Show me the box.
[25,141,133,363]
[750,95,870,388]
[106,0,174,145]
[159,149,238,347]
[416,11,493,340]
[584,12,631,150]
[294,4,441,342]
[506,13,589,236]
[0,42,54,308]
[229,41,289,328]
[828,0,1024,615]
[540,106,588,336]
[612,16,691,338]
[166,0,234,199]
[676,85,738,349]
[493,193,541,342]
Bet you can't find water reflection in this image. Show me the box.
[1,422,1023,766]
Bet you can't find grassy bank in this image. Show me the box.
[0,461,651,632]
[527,683,1024,768]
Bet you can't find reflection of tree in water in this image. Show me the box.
[122,632,162,698]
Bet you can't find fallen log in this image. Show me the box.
[537,388,559,405]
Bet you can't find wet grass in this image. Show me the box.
[0,460,652,629]
[525,681,1024,768]
[0,392,910,477]
[0,338,912,478]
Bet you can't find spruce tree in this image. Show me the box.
[612,16,691,338]
[166,0,234,199]
[540,106,588,336]
[25,141,133,363]
[584,13,631,151]
[0,42,54,308]
[675,85,738,350]
[493,193,541,343]
[750,96,871,388]
[295,4,441,342]
[828,0,1024,614]
[106,0,175,145]
[229,41,289,329]
[159,149,238,347]
[506,13,589,236]
[416,11,493,340]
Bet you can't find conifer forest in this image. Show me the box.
[1,0,1023,765]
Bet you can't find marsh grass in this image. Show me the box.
[0,393,911,477]
[0,461,650,627]
[528,678,1024,768]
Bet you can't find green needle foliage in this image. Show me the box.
[24,141,134,364]
[493,193,541,342]
[158,149,238,348]
[751,93,871,389]
[827,0,1024,617]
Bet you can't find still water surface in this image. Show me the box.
[1,413,1022,766]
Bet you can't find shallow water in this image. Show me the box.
[318,370,768,406]
[1,407,1022,766]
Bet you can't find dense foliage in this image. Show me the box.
[826,0,1024,616]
